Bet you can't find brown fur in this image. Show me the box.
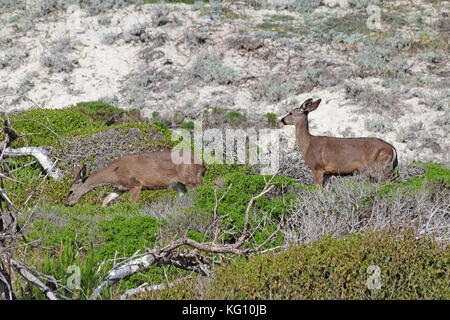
[281,98,398,186]
[65,149,205,206]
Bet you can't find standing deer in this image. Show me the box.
[65,149,205,206]
[281,98,398,186]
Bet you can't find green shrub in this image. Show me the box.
[201,163,252,185]
[19,160,449,299]
[254,75,295,103]
[7,102,171,149]
[148,230,450,299]
[421,162,450,186]
[264,113,278,128]
[71,101,128,123]
[0,48,28,70]
[10,108,94,148]
[305,12,370,44]
[99,216,161,258]
[19,241,102,299]
[185,54,241,85]
[225,111,244,124]
[180,120,195,130]
[379,162,450,197]
[7,102,130,149]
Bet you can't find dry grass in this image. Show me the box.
[283,179,449,246]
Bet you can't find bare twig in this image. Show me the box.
[213,183,232,242]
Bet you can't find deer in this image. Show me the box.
[65,149,205,206]
[280,98,398,186]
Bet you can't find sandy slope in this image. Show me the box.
[0,1,448,165]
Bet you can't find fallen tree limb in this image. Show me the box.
[0,121,62,180]
[89,245,211,299]
[120,283,167,300]
[10,258,58,300]
[3,146,63,181]
[120,276,188,300]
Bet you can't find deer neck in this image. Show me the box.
[80,171,111,193]
[294,115,312,155]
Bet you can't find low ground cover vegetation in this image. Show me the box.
[0,0,448,300]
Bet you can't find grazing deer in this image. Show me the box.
[281,98,398,186]
[65,149,205,206]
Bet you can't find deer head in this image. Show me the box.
[280,98,321,125]
[65,165,88,207]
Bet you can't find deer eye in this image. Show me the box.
[69,190,73,195]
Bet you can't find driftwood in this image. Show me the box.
[0,121,62,181]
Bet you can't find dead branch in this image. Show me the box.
[2,146,62,180]
[10,258,58,300]
[119,276,190,300]
[120,283,167,300]
[0,264,15,300]
[0,128,66,300]
[90,174,279,300]
[0,121,62,181]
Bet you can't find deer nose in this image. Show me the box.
[64,200,74,207]
[281,118,286,125]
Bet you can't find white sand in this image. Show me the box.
[0,1,448,165]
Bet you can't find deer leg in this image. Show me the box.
[313,170,324,186]
[129,186,142,204]
[168,181,188,196]
[102,191,123,207]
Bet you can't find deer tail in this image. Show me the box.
[391,146,399,181]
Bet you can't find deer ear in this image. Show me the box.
[302,98,313,109]
[74,164,87,182]
[73,165,81,178]
[80,165,87,182]
[304,99,321,112]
